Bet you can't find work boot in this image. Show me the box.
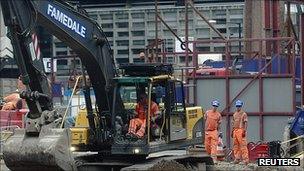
[134,134,143,140]
[126,133,133,139]
[231,160,240,164]
[239,161,249,165]
[212,156,218,165]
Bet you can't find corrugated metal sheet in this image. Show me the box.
[263,78,293,112]
[263,116,289,142]
[196,79,226,111]
[229,78,259,112]
[246,116,260,143]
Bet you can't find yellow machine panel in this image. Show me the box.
[71,109,91,146]
[71,127,89,145]
[186,106,204,139]
[74,109,90,127]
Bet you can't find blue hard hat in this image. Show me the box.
[235,100,243,107]
[211,100,220,107]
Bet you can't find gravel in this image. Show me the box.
[148,160,191,171]
[208,161,304,171]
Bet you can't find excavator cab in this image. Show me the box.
[110,64,203,156]
[112,76,173,141]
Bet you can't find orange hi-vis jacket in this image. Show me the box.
[232,110,248,129]
[135,102,159,120]
[128,102,159,137]
[204,110,222,131]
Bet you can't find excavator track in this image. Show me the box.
[75,150,213,171]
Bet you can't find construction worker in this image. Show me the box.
[204,100,222,164]
[231,100,249,164]
[1,93,23,110]
[1,76,26,111]
[127,93,160,139]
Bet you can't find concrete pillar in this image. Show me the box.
[244,0,265,57]
[244,0,285,58]
[0,4,4,37]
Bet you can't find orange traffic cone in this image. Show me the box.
[217,132,225,161]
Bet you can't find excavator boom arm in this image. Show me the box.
[0,0,121,170]
[1,0,119,132]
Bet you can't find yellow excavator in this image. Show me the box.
[1,0,211,170]
[70,64,204,153]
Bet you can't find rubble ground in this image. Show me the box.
[208,161,304,171]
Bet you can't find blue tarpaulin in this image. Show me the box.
[52,83,62,97]
[204,56,301,85]
[291,109,304,136]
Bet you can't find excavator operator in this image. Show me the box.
[127,93,160,139]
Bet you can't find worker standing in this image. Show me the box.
[231,100,249,165]
[204,100,222,164]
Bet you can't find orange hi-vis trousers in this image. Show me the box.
[128,118,146,138]
[204,130,218,160]
[233,128,249,162]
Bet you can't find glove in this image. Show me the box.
[151,117,156,123]
[242,130,246,137]
[231,129,234,138]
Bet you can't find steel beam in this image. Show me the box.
[258,40,264,140]
[185,0,190,103]
[301,13,304,107]
[155,0,158,60]
[191,37,293,43]
[264,0,271,57]
[285,0,304,4]
[224,112,294,116]
[272,0,280,54]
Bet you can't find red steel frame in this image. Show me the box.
[190,37,296,146]
[301,13,304,106]
[146,0,300,147]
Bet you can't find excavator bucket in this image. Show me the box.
[3,127,76,171]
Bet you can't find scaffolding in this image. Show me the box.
[148,0,303,145]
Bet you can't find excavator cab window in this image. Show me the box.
[165,80,187,141]
[120,86,138,104]
[149,83,166,141]
[113,79,168,141]
[113,82,149,137]
[118,84,149,107]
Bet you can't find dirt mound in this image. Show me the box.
[148,160,191,171]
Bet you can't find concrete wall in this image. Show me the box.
[0,78,18,98]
